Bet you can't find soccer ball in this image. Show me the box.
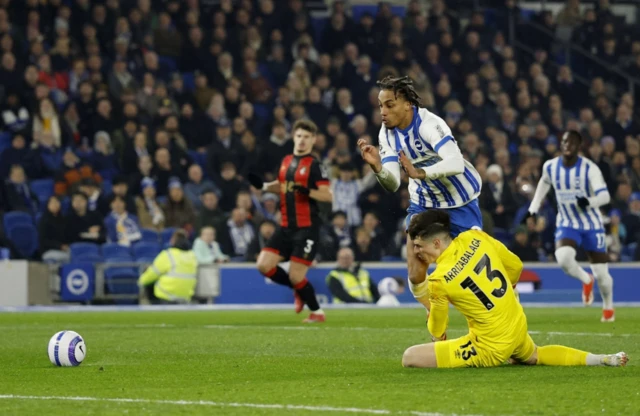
[47,331,86,367]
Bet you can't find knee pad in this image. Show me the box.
[555,246,577,271]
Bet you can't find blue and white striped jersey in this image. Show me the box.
[541,156,608,230]
[378,107,481,209]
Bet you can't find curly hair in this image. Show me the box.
[376,75,422,107]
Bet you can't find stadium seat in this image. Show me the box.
[102,179,112,195]
[60,197,71,214]
[102,243,132,260]
[182,72,195,91]
[158,56,177,72]
[0,131,12,153]
[30,179,55,205]
[104,267,139,294]
[70,242,102,262]
[133,242,162,260]
[140,229,160,243]
[493,228,510,244]
[7,224,38,258]
[161,227,177,245]
[3,211,33,233]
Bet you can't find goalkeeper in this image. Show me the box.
[402,210,628,369]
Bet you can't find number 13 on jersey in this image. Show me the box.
[460,254,509,311]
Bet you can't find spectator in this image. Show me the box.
[32,97,63,149]
[195,188,226,234]
[163,177,197,234]
[245,219,277,262]
[104,195,142,247]
[216,161,245,212]
[331,162,376,226]
[622,192,640,244]
[0,134,29,179]
[92,131,119,181]
[260,192,281,224]
[2,165,38,214]
[351,226,381,262]
[65,192,106,244]
[218,207,255,259]
[78,178,110,218]
[320,210,352,261]
[509,226,539,262]
[135,178,165,231]
[38,195,70,263]
[1,92,30,136]
[109,175,137,216]
[480,164,517,230]
[184,164,218,210]
[193,226,229,264]
[325,247,380,304]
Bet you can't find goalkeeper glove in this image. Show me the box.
[247,173,264,189]
[292,184,310,195]
[576,196,590,209]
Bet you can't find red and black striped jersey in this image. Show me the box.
[278,154,329,229]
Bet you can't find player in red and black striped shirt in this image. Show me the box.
[249,120,332,323]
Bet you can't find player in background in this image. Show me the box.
[401,210,628,369]
[249,120,332,323]
[525,130,614,322]
[358,76,482,311]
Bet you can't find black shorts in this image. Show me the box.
[263,226,319,266]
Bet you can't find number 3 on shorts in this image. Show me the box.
[304,239,314,254]
[596,233,605,249]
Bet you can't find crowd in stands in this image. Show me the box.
[0,0,639,264]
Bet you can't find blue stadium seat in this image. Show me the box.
[140,229,160,243]
[253,103,270,121]
[0,131,12,153]
[161,227,177,245]
[102,243,132,260]
[182,72,195,91]
[30,179,55,205]
[70,242,102,262]
[493,228,510,244]
[102,179,112,195]
[104,267,139,294]
[60,197,71,215]
[3,211,33,233]
[158,56,177,73]
[8,224,38,258]
[133,242,162,260]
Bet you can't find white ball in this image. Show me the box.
[48,331,86,367]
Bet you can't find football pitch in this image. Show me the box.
[0,307,638,416]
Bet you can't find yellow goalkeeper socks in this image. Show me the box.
[537,345,588,366]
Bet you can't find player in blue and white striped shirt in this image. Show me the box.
[358,76,482,311]
[525,130,615,322]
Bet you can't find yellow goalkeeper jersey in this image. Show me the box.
[427,229,527,347]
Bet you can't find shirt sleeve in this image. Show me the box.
[427,278,449,339]
[375,127,401,191]
[587,162,611,207]
[488,234,524,286]
[138,251,170,286]
[528,160,553,214]
[310,160,330,188]
[418,115,464,179]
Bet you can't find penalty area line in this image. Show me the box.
[0,394,487,416]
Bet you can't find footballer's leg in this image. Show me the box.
[518,345,628,367]
[256,228,291,289]
[554,233,594,304]
[587,237,615,322]
[289,228,324,323]
[403,335,493,368]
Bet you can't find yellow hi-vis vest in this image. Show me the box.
[326,269,373,303]
[138,248,198,302]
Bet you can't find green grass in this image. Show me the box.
[0,307,638,416]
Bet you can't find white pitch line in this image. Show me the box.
[0,394,486,416]
[0,323,635,338]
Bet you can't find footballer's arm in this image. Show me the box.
[427,279,449,341]
[308,185,333,202]
[262,180,280,193]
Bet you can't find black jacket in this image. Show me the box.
[38,211,68,252]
